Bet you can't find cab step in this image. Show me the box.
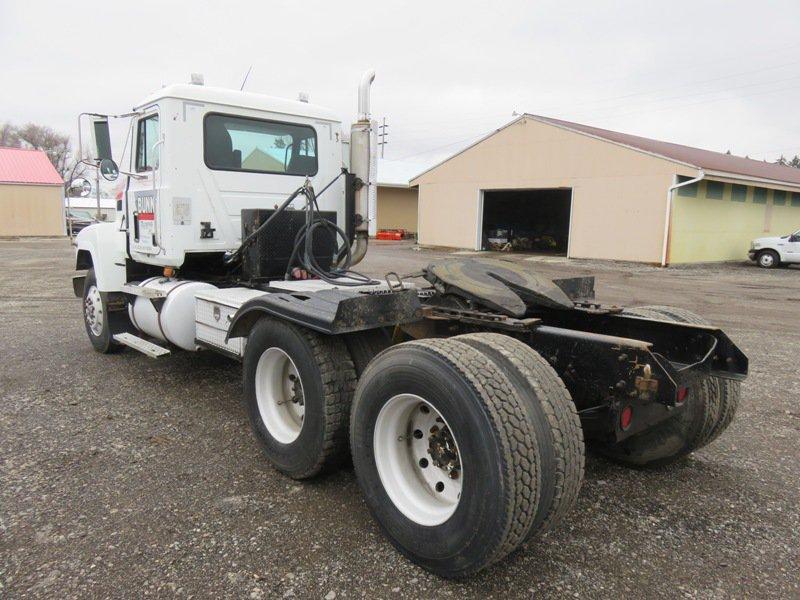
[113,333,171,358]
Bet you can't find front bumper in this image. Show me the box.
[748,250,756,261]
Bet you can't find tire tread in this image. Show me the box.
[456,333,584,538]
[402,337,540,570]
[635,305,740,449]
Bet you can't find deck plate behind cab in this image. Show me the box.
[424,258,573,316]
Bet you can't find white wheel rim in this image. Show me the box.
[760,254,774,267]
[84,285,104,336]
[373,394,463,526]
[255,347,305,444]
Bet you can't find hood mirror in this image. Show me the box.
[100,158,119,181]
[69,178,92,197]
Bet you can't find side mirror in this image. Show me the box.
[99,158,119,181]
[89,116,113,162]
[69,178,92,198]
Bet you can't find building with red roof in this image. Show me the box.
[0,147,65,236]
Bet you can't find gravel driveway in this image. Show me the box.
[1,238,798,598]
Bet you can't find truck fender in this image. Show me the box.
[227,306,267,341]
[227,289,422,340]
[74,222,127,293]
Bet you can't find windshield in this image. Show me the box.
[68,210,94,220]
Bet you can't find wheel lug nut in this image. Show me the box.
[413,429,423,439]
[435,482,445,493]
[418,458,428,468]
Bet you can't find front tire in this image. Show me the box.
[82,268,131,353]
[757,250,779,268]
[350,338,540,577]
[243,318,355,479]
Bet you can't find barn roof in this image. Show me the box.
[377,159,431,187]
[529,114,800,186]
[411,114,800,188]
[0,147,64,186]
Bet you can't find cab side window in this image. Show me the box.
[203,113,318,176]
[136,114,160,172]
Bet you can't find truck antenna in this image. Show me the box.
[240,65,253,91]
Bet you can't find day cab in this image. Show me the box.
[75,82,350,292]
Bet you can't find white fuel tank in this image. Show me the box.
[128,278,217,351]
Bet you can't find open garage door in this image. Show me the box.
[481,189,572,254]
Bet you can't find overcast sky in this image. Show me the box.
[1,0,799,168]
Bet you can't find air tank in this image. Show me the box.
[128,278,217,351]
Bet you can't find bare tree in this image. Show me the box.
[0,122,21,147]
[14,123,71,179]
[773,154,800,170]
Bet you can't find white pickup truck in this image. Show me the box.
[748,229,800,268]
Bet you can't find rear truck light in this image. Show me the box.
[620,405,633,430]
[676,387,689,404]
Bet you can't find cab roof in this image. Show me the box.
[134,84,341,123]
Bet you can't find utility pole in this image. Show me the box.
[377,117,388,158]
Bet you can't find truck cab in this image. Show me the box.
[124,84,347,265]
[75,82,364,291]
[749,229,800,268]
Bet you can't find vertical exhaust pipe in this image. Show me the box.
[349,69,376,266]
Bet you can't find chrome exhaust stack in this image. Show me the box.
[349,69,376,266]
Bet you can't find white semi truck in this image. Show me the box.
[72,72,748,577]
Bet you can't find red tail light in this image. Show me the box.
[676,387,689,404]
[620,405,633,430]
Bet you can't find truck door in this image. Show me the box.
[128,110,162,256]
[786,230,800,263]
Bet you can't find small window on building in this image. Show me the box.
[753,187,768,205]
[706,180,724,199]
[676,176,698,197]
[136,114,160,172]
[731,184,747,202]
[203,114,317,176]
[792,192,800,207]
[773,190,787,206]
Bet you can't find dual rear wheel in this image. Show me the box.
[243,323,584,577]
[595,305,741,467]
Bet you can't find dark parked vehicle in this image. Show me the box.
[66,209,98,234]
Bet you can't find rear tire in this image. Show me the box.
[243,318,356,479]
[344,328,392,377]
[455,333,584,539]
[350,337,540,577]
[634,305,740,448]
[595,305,738,467]
[757,250,779,268]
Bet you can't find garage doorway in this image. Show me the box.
[480,189,572,255]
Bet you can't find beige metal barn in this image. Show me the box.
[411,115,800,264]
[374,159,424,235]
[0,147,65,236]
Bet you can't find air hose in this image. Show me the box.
[225,170,376,287]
